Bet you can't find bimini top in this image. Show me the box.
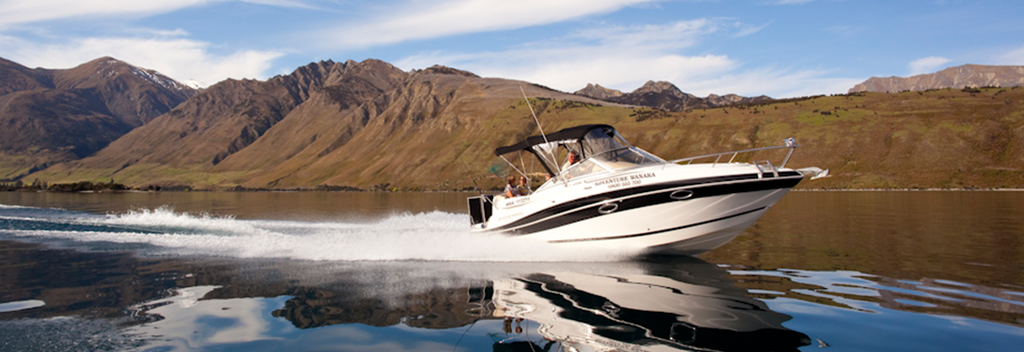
[493,124,613,156]
[493,124,664,178]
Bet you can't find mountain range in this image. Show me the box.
[850,64,1024,93]
[574,81,771,111]
[14,58,626,189]
[0,57,195,181]
[3,57,1023,190]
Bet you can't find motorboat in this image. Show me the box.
[467,124,821,255]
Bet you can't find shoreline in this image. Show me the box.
[3,187,1024,194]
[791,188,1024,192]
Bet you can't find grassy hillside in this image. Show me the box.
[24,86,1024,190]
[628,87,1024,189]
[438,87,1024,191]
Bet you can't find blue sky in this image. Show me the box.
[1,0,1022,98]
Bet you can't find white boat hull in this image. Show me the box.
[474,164,803,255]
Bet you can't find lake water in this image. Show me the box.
[0,191,1022,351]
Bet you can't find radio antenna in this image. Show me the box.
[520,86,560,171]
[520,86,549,145]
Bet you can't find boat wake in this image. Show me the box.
[0,205,638,262]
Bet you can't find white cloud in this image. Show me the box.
[395,19,851,98]
[0,35,282,87]
[240,0,319,8]
[395,20,729,93]
[0,0,210,27]
[574,19,715,49]
[0,0,317,27]
[142,27,191,37]
[319,0,661,48]
[492,52,736,95]
[0,0,865,97]
[733,20,773,38]
[908,56,951,75]
[690,68,863,98]
[995,45,1024,65]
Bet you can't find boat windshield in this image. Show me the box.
[557,128,665,180]
[562,147,664,179]
[581,127,631,156]
[582,127,663,167]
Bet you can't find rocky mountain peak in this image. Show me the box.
[58,56,192,93]
[0,56,198,180]
[705,93,771,106]
[574,80,767,112]
[340,59,404,79]
[275,60,336,90]
[574,83,624,100]
[0,57,53,94]
[635,80,682,94]
[419,65,479,78]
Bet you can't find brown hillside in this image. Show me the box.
[211,59,411,186]
[850,64,1024,93]
[32,60,358,185]
[52,57,195,126]
[24,62,1024,190]
[0,57,195,181]
[630,89,1024,189]
[27,60,619,189]
[0,57,52,94]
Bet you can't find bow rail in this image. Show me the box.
[666,138,799,171]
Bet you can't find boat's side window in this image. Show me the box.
[581,127,630,156]
[565,158,607,179]
[590,147,665,170]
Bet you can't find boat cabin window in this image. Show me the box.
[581,127,630,156]
[560,147,663,179]
[580,127,664,170]
[592,147,663,169]
[563,158,603,179]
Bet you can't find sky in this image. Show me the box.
[1,0,1022,98]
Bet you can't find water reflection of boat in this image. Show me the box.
[490,257,810,352]
[269,258,810,351]
[468,124,817,255]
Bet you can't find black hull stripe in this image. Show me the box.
[490,172,802,235]
[548,206,767,243]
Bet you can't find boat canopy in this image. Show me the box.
[494,124,662,177]
[493,124,614,156]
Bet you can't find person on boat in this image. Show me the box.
[517,176,529,195]
[505,176,521,197]
[561,151,580,171]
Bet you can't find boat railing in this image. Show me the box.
[666,138,799,172]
